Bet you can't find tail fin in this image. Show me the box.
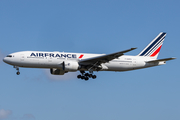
[138,32,166,59]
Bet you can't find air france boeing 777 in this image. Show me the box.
[3,32,175,80]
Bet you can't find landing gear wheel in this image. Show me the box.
[14,66,20,75]
[77,75,81,79]
[85,73,90,77]
[89,74,93,78]
[77,71,97,80]
[85,77,89,81]
[16,72,20,75]
[92,75,96,79]
[81,76,85,80]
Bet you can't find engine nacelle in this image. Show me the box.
[50,68,65,75]
[64,61,79,71]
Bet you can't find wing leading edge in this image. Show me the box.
[79,48,137,65]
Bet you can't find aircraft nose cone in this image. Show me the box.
[3,57,12,65]
[3,57,10,64]
[3,57,7,63]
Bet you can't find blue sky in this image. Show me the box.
[0,0,179,120]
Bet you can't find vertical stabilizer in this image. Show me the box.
[138,32,166,59]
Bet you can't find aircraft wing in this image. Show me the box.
[146,57,176,63]
[79,48,137,65]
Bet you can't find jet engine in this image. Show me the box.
[50,68,65,75]
[64,61,79,71]
[50,61,79,75]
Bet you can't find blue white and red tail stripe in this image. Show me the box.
[138,32,166,59]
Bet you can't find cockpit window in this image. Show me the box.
[6,55,12,57]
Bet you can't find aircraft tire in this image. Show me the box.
[85,77,89,81]
[16,72,20,75]
[92,75,96,79]
[81,76,85,80]
[89,74,93,78]
[77,75,81,79]
[85,73,89,77]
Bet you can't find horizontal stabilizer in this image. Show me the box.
[146,57,176,63]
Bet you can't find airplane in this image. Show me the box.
[3,32,176,80]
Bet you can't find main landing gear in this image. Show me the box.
[77,71,97,81]
[14,66,20,75]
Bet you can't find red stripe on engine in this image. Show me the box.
[79,54,84,59]
[150,45,162,57]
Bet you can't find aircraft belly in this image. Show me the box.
[105,61,146,71]
[17,58,62,68]
[105,62,133,71]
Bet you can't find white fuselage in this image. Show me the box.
[3,33,174,79]
[3,51,165,72]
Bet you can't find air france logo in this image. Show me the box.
[30,53,77,58]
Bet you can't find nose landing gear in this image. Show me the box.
[17,71,20,75]
[77,71,97,81]
[14,66,20,75]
